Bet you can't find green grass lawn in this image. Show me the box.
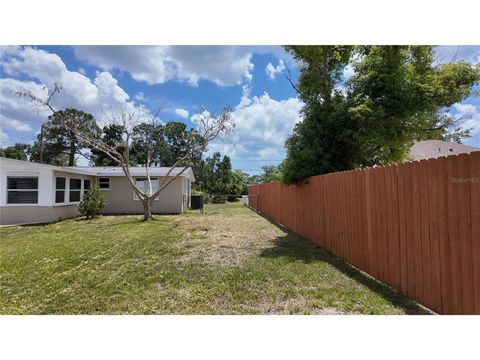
[0,202,430,314]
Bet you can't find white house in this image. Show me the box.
[0,157,194,225]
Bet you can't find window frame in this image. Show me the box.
[83,179,91,191]
[53,175,92,206]
[6,176,39,205]
[133,177,160,201]
[55,176,67,204]
[98,177,110,190]
[68,178,82,204]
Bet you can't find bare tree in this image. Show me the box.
[16,85,234,220]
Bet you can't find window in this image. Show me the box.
[84,179,91,191]
[55,177,66,203]
[7,177,38,204]
[98,177,110,190]
[134,177,159,200]
[69,178,82,202]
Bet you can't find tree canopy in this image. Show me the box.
[130,121,204,167]
[31,108,100,166]
[90,124,127,166]
[282,45,480,184]
[0,143,32,160]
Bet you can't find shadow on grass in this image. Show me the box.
[257,214,432,315]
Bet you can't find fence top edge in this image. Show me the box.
[247,151,479,188]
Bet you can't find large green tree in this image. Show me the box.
[260,164,283,183]
[194,152,233,195]
[91,124,127,166]
[0,143,32,160]
[228,169,250,197]
[34,108,100,166]
[283,45,480,184]
[131,121,204,168]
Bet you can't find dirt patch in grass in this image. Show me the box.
[173,208,282,268]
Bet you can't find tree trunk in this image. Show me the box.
[143,198,154,221]
[69,132,76,166]
[39,124,45,163]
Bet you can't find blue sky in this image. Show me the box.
[1,45,479,173]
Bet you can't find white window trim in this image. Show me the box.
[5,175,39,206]
[53,175,90,206]
[55,176,67,205]
[133,177,160,201]
[83,179,91,191]
[98,177,110,190]
[68,178,82,205]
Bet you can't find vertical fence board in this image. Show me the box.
[403,162,417,301]
[446,155,463,313]
[324,176,332,251]
[344,173,351,263]
[427,158,442,313]
[376,167,387,283]
[345,172,353,265]
[419,160,433,310]
[320,177,327,248]
[469,152,480,314]
[457,154,474,314]
[371,169,381,279]
[360,170,369,272]
[353,171,361,268]
[411,161,424,304]
[382,166,392,286]
[384,166,394,287]
[365,169,374,275]
[436,157,452,314]
[332,174,340,256]
[380,167,390,286]
[397,163,408,295]
[339,174,345,260]
[390,165,401,290]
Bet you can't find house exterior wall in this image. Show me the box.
[99,176,185,214]
[0,158,193,225]
[182,177,191,209]
[0,205,80,226]
[0,162,95,225]
[0,160,54,207]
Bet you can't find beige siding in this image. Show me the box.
[0,205,80,226]
[100,176,184,214]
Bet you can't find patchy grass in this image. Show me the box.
[0,202,431,314]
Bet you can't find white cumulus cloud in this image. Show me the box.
[200,88,303,162]
[0,130,9,145]
[135,91,144,101]
[265,59,285,80]
[454,103,480,136]
[0,46,142,144]
[73,46,255,87]
[0,116,32,131]
[175,108,189,119]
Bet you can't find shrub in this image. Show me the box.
[227,195,240,202]
[211,195,227,204]
[78,186,106,219]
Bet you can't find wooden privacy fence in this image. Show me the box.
[248,152,480,314]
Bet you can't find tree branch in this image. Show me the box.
[284,66,305,99]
